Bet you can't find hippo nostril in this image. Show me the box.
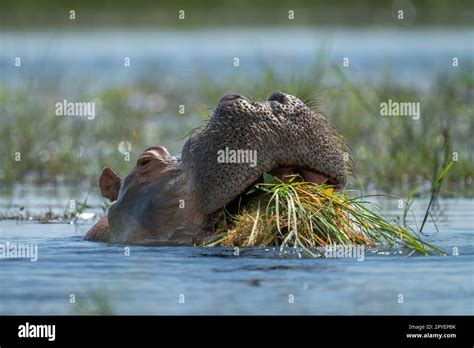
[218,94,243,104]
[267,92,289,104]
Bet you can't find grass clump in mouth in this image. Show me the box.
[205,171,448,257]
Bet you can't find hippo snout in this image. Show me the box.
[184,91,352,214]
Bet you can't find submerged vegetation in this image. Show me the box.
[74,287,115,315]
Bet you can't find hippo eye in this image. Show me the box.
[138,158,152,167]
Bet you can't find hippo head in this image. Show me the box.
[85,92,351,245]
[86,146,208,244]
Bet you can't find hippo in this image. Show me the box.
[85,92,351,245]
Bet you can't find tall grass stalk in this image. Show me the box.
[419,162,454,233]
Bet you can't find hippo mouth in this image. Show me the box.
[269,165,341,188]
[217,165,340,224]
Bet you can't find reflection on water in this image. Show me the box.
[0,192,472,315]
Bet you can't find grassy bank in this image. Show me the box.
[0,62,474,197]
[1,0,473,28]
[1,61,473,197]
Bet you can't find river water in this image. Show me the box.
[1,27,473,91]
[0,188,472,315]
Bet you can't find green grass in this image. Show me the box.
[2,0,472,28]
[1,60,472,198]
[204,170,448,256]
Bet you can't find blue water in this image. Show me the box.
[1,28,472,91]
[0,193,472,315]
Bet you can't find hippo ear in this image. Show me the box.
[99,167,122,202]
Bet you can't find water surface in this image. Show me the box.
[2,28,472,91]
[0,193,472,315]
